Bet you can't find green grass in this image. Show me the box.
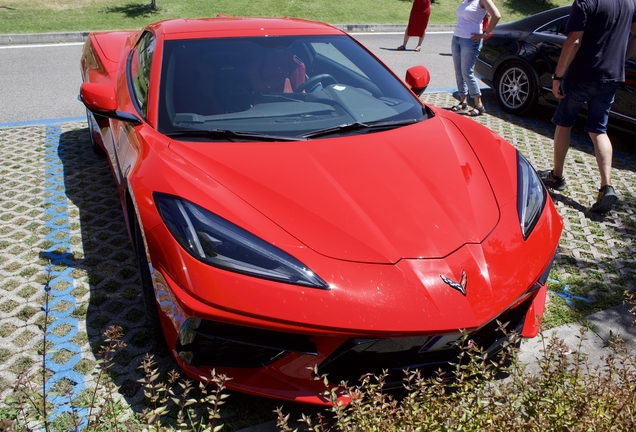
[0,0,572,34]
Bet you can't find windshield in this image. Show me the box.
[157,35,428,140]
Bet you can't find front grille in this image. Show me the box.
[318,297,531,387]
[177,320,317,368]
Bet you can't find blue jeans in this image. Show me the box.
[552,81,618,134]
[451,36,482,99]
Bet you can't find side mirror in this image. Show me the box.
[79,82,142,125]
[80,82,118,112]
[405,65,431,96]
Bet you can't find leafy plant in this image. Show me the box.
[276,295,636,432]
[137,354,230,431]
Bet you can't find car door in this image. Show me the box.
[523,15,569,92]
[612,54,636,122]
[115,32,155,195]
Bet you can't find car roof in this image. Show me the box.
[147,16,346,40]
[497,6,571,32]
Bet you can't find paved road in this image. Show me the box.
[0,32,456,124]
[0,43,85,124]
[355,31,456,92]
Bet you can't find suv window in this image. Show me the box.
[130,32,155,118]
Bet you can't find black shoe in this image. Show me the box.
[538,170,566,191]
[591,185,617,213]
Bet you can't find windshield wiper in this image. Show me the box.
[165,129,303,142]
[302,119,418,139]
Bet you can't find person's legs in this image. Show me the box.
[589,133,617,212]
[398,31,409,50]
[417,11,430,52]
[589,132,613,187]
[584,82,618,212]
[458,39,481,99]
[415,35,424,51]
[584,82,617,187]
[538,125,569,190]
[550,83,587,169]
[457,38,483,114]
[538,81,586,190]
[451,36,467,106]
[552,125,571,178]
[542,81,618,211]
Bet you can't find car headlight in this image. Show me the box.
[517,151,546,240]
[154,193,329,289]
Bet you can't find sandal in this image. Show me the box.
[450,102,468,112]
[414,46,421,52]
[397,45,406,51]
[467,105,486,116]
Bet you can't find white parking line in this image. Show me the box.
[0,42,84,49]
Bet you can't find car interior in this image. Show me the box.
[158,35,427,138]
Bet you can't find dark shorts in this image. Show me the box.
[551,81,618,134]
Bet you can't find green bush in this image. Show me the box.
[277,295,636,432]
[2,284,635,431]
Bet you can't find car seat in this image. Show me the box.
[249,51,306,93]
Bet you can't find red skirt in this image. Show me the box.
[406,0,431,37]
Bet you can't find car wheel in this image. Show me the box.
[495,62,537,115]
[86,109,104,155]
[133,218,164,341]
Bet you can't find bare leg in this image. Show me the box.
[552,125,571,178]
[415,35,424,51]
[401,32,409,48]
[589,132,613,187]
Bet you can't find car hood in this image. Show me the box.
[168,116,500,264]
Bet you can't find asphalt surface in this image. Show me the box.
[1,28,635,431]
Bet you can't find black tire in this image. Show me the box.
[133,219,164,342]
[86,109,105,155]
[494,61,538,115]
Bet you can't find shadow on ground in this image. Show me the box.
[53,126,308,429]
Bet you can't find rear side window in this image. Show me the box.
[536,16,569,36]
[130,32,155,118]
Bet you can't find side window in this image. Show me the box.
[130,32,155,118]
[536,17,569,36]
[310,42,367,77]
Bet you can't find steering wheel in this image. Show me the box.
[296,74,338,93]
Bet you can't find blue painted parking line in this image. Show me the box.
[549,279,591,308]
[0,117,85,129]
[42,124,88,423]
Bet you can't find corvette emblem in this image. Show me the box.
[440,270,467,296]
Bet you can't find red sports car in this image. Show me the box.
[79,16,563,404]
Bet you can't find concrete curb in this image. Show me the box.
[0,24,456,46]
[0,31,91,45]
[518,304,636,376]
